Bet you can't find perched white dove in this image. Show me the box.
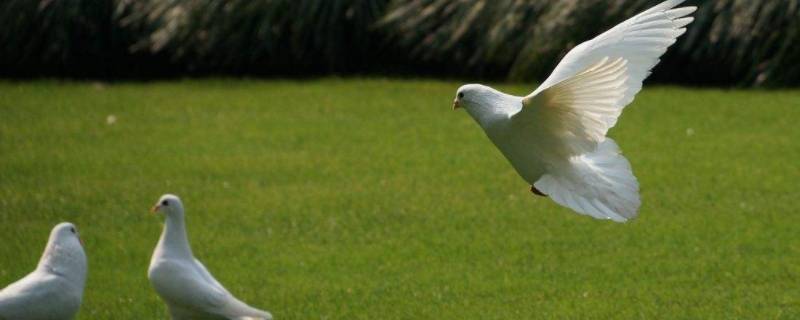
[454,0,696,222]
[0,222,87,320]
[148,194,272,320]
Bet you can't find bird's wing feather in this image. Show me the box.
[182,261,230,312]
[534,138,641,222]
[515,56,629,158]
[0,273,70,319]
[501,0,698,221]
[193,258,231,295]
[193,259,271,319]
[0,277,41,316]
[529,0,695,114]
[508,58,641,221]
[513,0,695,156]
[151,259,228,313]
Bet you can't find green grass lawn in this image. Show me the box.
[0,79,798,319]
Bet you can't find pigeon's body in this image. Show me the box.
[148,195,272,320]
[460,87,543,181]
[0,223,86,320]
[0,274,82,320]
[455,0,696,222]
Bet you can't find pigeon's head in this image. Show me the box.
[151,194,184,216]
[453,84,505,112]
[50,222,83,249]
[39,222,87,284]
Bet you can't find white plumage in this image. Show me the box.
[148,194,272,320]
[454,0,696,222]
[0,222,87,320]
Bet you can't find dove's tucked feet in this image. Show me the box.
[530,185,547,197]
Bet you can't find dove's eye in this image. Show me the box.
[162,200,169,206]
[458,92,464,99]
[70,227,76,234]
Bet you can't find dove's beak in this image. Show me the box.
[79,237,84,246]
[453,99,460,110]
[150,205,160,214]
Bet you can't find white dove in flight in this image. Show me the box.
[453,0,696,222]
[148,194,272,320]
[0,222,87,320]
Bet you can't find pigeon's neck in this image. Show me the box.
[464,90,521,130]
[466,105,509,129]
[37,241,87,289]
[158,212,194,260]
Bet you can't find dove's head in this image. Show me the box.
[453,84,489,110]
[151,194,184,217]
[38,222,87,285]
[454,84,515,125]
[49,222,83,250]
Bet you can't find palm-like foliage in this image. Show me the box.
[0,0,170,78]
[379,0,800,86]
[0,0,798,86]
[130,0,387,74]
[675,0,800,86]
[0,0,114,77]
[378,0,673,79]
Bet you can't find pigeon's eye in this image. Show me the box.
[70,227,76,234]
[162,200,169,206]
[458,92,464,99]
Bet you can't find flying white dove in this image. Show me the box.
[148,194,273,320]
[0,222,87,320]
[453,0,696,222]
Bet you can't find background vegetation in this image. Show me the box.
[1,0,798,86]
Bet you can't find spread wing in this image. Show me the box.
[515,0,696,157]
[516,57,629,159]
[503,0,695,221]
[513,58,641,221]
[533,0,695,98]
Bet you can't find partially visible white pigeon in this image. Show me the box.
[148,194,272,320]
[0,222,87,320]
[453,0,696,222]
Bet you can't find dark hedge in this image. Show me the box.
[1,0,797,86]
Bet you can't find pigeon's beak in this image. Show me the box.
[79,237,84,246]
[150,205,160,214]
[453,99,460,110]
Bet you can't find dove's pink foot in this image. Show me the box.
[530,185,547,197]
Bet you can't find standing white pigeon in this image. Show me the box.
[453,0,696,222]
[148,194,272,320]
[0,222,87,320]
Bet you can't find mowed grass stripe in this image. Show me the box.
[0,79,798,319]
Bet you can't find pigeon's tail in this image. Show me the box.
[226,299,272,320]
[534,138,640,222]
[236,313,272,320]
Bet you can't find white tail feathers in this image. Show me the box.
[236,314,272,320]
[533,138,640,222]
